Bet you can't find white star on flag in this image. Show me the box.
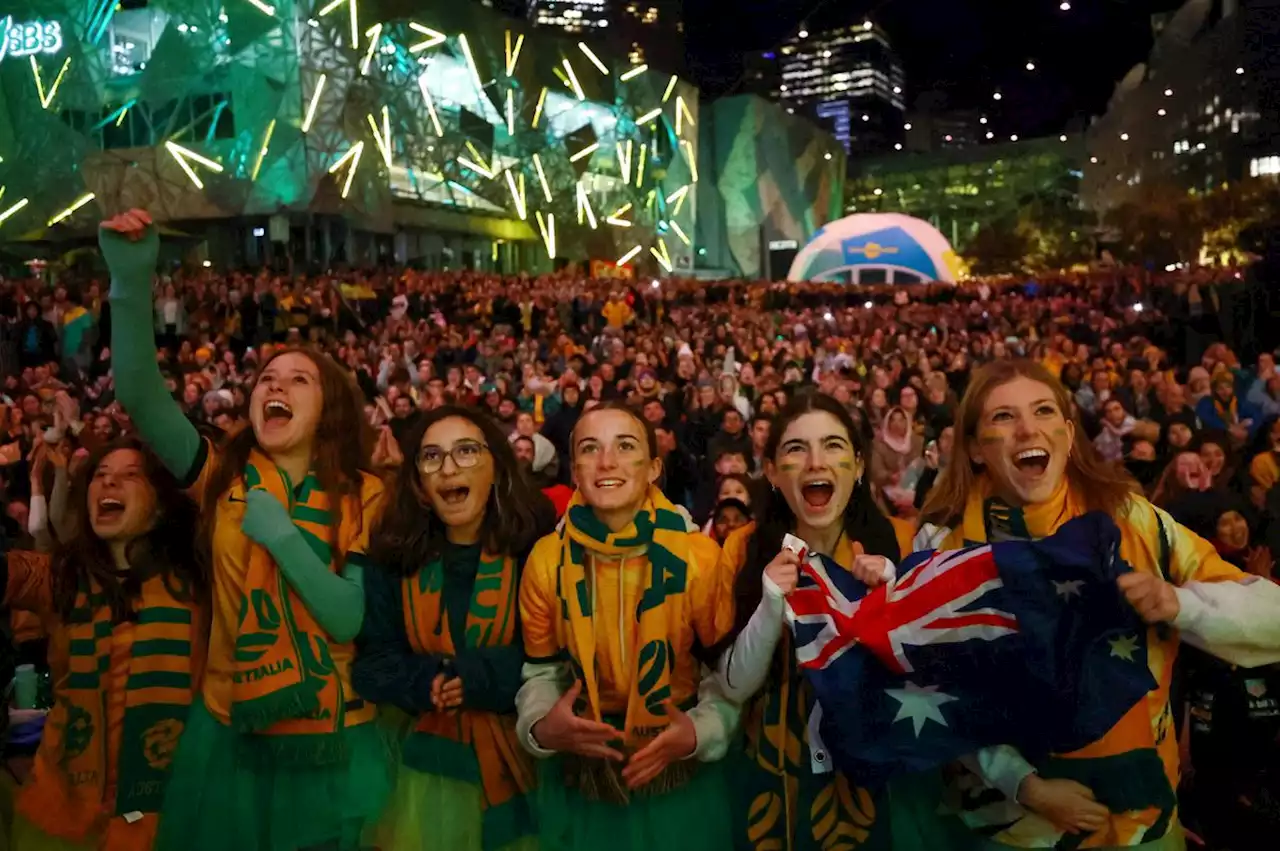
[886,682,958,737]
[1053,579,1084,600]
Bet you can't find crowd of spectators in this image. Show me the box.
[0,255,1277,845]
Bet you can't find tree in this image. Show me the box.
[963,220,1032,275]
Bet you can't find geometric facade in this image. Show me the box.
[0,1,698,273]
[695,95,845,279]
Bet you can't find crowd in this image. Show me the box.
[0,207,1274,851]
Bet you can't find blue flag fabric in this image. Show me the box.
[785,512,1156,787]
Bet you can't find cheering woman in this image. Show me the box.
[100,211,389,851]
[516,401,737,850]
[713,393,901,851]
[912,360,1280,848]
[6,438,204,851]
[353,407,555,851]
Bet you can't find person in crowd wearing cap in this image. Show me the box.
[516,401,737,850]
[712,393,901,851]
[100,210,390,851]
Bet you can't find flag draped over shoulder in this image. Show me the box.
[785,512,1157,787]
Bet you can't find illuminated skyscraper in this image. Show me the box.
[527,0,611,33]
[750,19,905,155]
[525,0,685,72]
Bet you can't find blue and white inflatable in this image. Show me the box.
[788,213,962,284]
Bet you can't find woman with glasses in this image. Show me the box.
[100,211,390,851]
[353,407,555,851]
[516,401,738,851]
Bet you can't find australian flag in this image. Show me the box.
[786,512,1157,787]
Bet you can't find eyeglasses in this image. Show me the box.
[418,441,489,474]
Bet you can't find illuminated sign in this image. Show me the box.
[0,18,63,61]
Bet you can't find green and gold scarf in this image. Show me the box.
[20,574,198,839]
[402,552,536,846]
[230,450,368,763]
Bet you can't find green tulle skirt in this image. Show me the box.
[152,698,393,851]
[533,757,733,851]
[368,765,538,851]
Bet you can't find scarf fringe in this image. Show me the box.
[238,727,348,768]
[231,681,321,734]
[560,753,697,804]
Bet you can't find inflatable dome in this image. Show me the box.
[788,213,963,284]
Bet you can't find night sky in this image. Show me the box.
[684,0,1187,139]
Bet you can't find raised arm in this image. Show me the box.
[99,212,200,480]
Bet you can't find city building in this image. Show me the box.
[747,19,905,155]
[846,135,1087,251]
[696,96,846,278]
[0,3,699,274]
[1083,0,1280,212]
[525,0,685,72]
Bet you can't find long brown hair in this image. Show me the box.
[368,406,555,573]
[200,347,374,568]
[921,359,1137,527]
[53,437,206,622]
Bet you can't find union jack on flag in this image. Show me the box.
[788,544,1019,675]
[784,513,1157,786]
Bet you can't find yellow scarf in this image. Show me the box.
[231,450,365,763]
[401,553,535,828]
[557,487,690,750]
[945,475,1086,549]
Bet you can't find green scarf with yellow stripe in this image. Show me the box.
[50,575,196,830]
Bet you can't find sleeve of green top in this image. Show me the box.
[242,489,366,643]
[100,227,201,481]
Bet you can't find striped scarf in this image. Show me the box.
[555,487,691,801]
[402,552,535,841]
[20,574,197,839]
[230,450,365,763]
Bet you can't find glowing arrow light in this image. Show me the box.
[251,119,276,181]
[0,198,29,227]
[562,58,585,100]
[578,42,608,75]
[164,140,224,189]
[416,75,444,136]
[616,245,642,266]
[606,202,633,228]
[244,0,276,15]
[302,73,327,132]
[669,220,691,245]
[620,64,647,81]
[408,22,446,53]
[576,182,597,229]
[327,141,364,199]
[535,211,556,259]
[48,193,96,226]
[636,107,662,125]
[568,142,599,163]
[532,153,553,202]
[650,246,673,272]
[504,169,527,220]
[662,74,678,103]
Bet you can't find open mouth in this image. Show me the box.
[97,497,126,522]
[439,485,470,506]
[1013,448,1050,476]
[594,478,626,490]
[801,479,835,509]
[263,399,293,427]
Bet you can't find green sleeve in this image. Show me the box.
[101,227,201,481]
[264,533,366,643]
